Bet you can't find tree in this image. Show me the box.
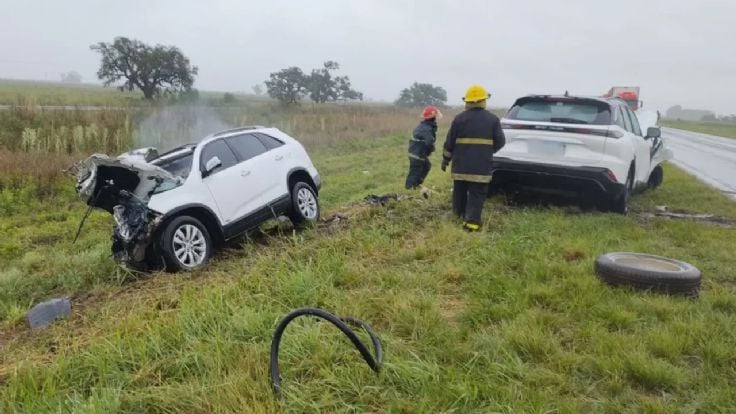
[306,61,362,103]
[60,71,82,83]
[395,82,447,107]
[251,84,264,96]
[265,67,308,106]
[90,37,198,100]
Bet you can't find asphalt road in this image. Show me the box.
[662,127,736,200]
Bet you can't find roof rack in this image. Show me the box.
[212,125,266,137]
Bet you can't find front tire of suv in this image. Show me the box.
[288,182,320,227]
[159,215,213,271]
[648,165,664,189]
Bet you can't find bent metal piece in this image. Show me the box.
[269,307,383,397]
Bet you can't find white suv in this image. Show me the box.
[76,126,321,271]
[492,95,672,213]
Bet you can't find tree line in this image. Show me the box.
[91,36,448,107]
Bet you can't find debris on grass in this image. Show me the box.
[26,298,71,330]
[269,307,383,397]
[639,206,734,228]
[363,193,402,206]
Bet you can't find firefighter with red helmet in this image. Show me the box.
[441,85,505,232]
[405,105,442,189]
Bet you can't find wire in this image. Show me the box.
[269,307,383,397]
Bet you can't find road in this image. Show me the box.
[662,127,736,200]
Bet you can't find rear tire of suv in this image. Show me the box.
[610,170,634,215]
[288,182,320,227]
[159,215,213,271]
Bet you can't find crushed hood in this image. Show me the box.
[76,152,181,213]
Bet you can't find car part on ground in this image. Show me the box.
[364,193,402,206]
[269,307,383,397]
[27,298,72,330]
[594,252,701,296]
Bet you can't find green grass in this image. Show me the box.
[661,119,736,139]
[1,135,736,413]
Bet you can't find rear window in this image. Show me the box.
[506,98,611,125]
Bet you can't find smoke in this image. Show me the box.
[133,105,234,152]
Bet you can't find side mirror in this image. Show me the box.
[646,127,661,139]
[202,156,222,177]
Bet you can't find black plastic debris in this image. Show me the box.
[27,298,71,330]
[269,307,383,397]
[364,193,400,206]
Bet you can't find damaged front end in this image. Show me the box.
[75,152,181,269]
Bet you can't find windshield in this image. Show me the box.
[154,153,193,179]
[506,98,611,125]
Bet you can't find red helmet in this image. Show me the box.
[421,105,442,120]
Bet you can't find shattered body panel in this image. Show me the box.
[75,151,182,268]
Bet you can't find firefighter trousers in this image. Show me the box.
[452,180,488,225]
[405,157,431,189]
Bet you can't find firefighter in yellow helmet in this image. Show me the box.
[441,85,505,232]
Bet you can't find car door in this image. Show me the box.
[199,139,244,224]
[255,133,290,200]
[224,133,279,218]
[623,106,652,184]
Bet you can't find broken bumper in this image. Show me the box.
[490,158,626,198]
[110,191,162,268]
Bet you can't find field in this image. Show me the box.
[1,81,736,412]
[2,121,736,412]
[661,119,736,139]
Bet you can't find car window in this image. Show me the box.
[157,154,193,179]
[625,107,643,136]
[620,106,633,132]
[200,139,238,176]
[612,106,626,129]
[505,98,611,125]
[256,133,285,150]
[225,134,268,162]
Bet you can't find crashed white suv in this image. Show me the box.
[76,126,321,271]
[492,95,672,213]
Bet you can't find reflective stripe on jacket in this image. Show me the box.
[443,108,505,183]
[408,119,437,160]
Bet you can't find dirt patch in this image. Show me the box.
[636,207,734,228]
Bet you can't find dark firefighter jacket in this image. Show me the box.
[443,108,506,183]
[408,119,437,160]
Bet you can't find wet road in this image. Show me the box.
[662,128,736,199]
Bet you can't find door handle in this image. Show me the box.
[241,170,251,177]
[275,155,284,161]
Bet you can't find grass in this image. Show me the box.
[661,118,736,139]
[1,132,735,413]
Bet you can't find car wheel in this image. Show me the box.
[610,170,634,214]
[159,215,212,271]
[289,182,320,227]
[594,252,701,296]
[648,165,664,189]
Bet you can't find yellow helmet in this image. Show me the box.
[463,85,490,103]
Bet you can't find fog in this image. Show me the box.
[1,0,735,114]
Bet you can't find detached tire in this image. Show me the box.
[159,215,213,272]
[594,252,701,296]
[288,182,320,227]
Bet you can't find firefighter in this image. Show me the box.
[405,105,442,189]
[441,85,505,232]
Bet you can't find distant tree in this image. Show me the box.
[60,71,82,84]
[306,61,363,103]
[395,82,447,107]
[223,92,237,104]
[251,84,264,96]
[265,67,308,106]
[90,37,198,100]
[701,113,718,122]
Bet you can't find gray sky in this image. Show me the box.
[1,0,735,114]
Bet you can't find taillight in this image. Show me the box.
[606,169,618,182]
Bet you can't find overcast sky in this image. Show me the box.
[1,0,734,114]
